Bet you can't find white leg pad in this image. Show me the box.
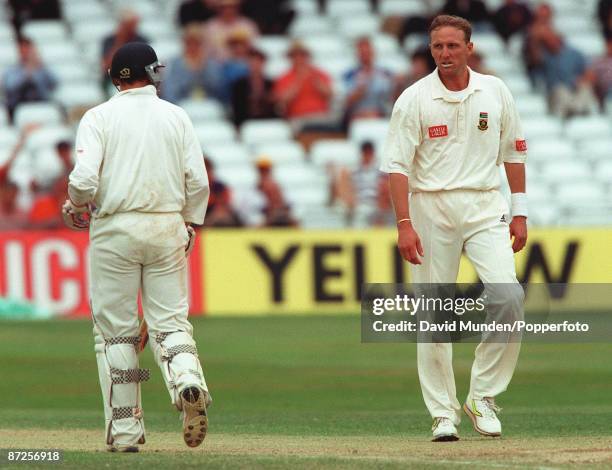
[94,326,149,445]
[149,331,210,410]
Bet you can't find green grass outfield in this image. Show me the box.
[1,316,611,469]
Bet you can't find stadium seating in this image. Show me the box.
[0,0,609,229]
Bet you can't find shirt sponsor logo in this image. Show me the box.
[428,125,448,138]
[477,112,488,131]
[515,139,527,151]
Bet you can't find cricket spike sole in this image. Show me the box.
[432,434,460,442]
[181,386,209,448]
[463,403,501,437]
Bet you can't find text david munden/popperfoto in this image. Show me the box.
[371,320,590,333]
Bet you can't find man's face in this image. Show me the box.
[430,26,473,79]
[357,40,373,65]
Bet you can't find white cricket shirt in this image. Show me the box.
[380,68,527,192]
[68,85,209,224]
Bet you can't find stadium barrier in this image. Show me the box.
[0,228,610,317]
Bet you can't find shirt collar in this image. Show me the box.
[110,84,157,100]
[430,67,482,102]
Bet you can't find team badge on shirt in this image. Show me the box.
[477,112,488,131]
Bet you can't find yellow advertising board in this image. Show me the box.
[201,228,612,315]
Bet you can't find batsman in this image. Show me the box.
[63,43,211,452]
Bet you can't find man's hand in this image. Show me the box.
[61,199,91,230]
[509,216,527,252]
[138,321,149,353]
[397,222,424,264]
[185,225,196,257]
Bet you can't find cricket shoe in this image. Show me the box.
[180,386,210,448]
[107,445,139,453]
[463,397,502,437]
[431,417,459,442]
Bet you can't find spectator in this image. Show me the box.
[28,176,67,229]
[468,51,494,75]
[162,25,224,104]
[255,157,297,227]
[220,30,251,103]
[492,0,532,43]
[439,0,490,30]
[393,47,435,100]
[31,140,73,192]
[333,141,382,226]
[8,0,61,33]
[202,157,243,227]
[273,40,333,125]
[344,37,393,123]
[178,0,217,27]
[204,0,259,60]
[538,28,598,117]
[598,0,612,37]
[523,3,554,88]
[0,181,27,230]
[242,0,295,34]
[100,9,148,93]
[585,33,612,109]
[231,47,276,126]
[2,36,57,122]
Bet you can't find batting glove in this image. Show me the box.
[185,225,196,257]
[61,199,91,231]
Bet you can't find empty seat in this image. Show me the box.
[540,160,591,182]
[327,0,371,16]
[255,36,290,59]
[565,116,611,143]
[178,99,225,122]
[241,119,293,145]
[302,35,347,59]
[64,1,108,23]
[579,138,612,163]
[194,121,237,146]
[203,142,250,166]
[556,181,606,204]
[527,140,575,163]
[14,103,64,129]
[289,15,334,36]
[150,39,181,62]
[253,141,306,166]
[216,165,258,188]
[72,20,115,46]
[54,84,105,109]
[501,75,531,96]
[276,164,327,192]
[379,0,427,16]
[567,33,605,58]
[291,0,320,15]
[0,42,19,68]
[25,125,73,152]
[593,161,612,183]
[264,57,290,79]
[140,19,176,41]
[21,20,68,42]
[285,186,328,206]
[515,94,548,118]
[37,42,80,62]
[0,129,20,158]
[310,139,360,168]
[349,118,389,147]
[521,117,563,141]
[372,33,401,56]
[49,62,92,83]
[31,147,65,187]
[471,33,505,56]
[338,15,381,39]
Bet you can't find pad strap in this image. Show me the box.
[106,336,141,346]
[112,407,143,420]
[162,344,198,361]
[110,367,151,384]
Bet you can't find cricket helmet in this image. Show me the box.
[109,42,164,87]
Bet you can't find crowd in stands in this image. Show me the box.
[0,0,611,230]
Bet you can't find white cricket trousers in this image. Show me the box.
[410,189,523,424]
[89,211,209,446]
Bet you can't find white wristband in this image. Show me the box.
[511,192,528,218]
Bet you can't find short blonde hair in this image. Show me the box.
[429,15,472,43]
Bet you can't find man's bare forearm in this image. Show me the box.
[389,173,410,222]
[504,162,526,193]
